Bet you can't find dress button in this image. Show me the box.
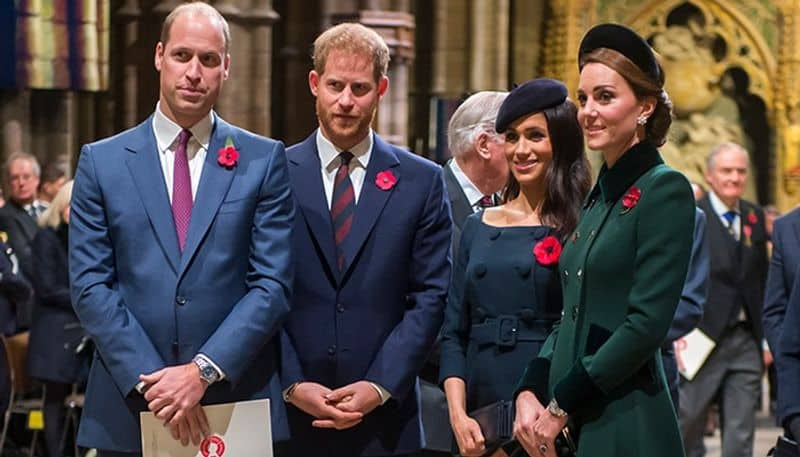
[175,296,187,306]
[571,306,578,320]
[337,303,345,313]
[328,345,337,356]
[577,269,583,278]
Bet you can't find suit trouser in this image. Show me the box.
[679,325,761,457]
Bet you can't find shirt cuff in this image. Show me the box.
[196,353,226,380]
[368,382,391,405]
[134,381,146,395]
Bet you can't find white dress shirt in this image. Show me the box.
[448,158,496,212]
[311,128,390,405]
[708,190,741,241]
[316,129,372,208]
[152,102,213,201]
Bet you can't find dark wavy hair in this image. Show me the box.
[580,47,673,147]
[502,99,592,240]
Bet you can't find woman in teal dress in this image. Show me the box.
[439,78,591,457]
[513,24,696,457]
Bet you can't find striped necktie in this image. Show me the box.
[331,151,355,270]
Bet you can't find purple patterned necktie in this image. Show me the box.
[331,151,355,270]
[172,129,193,251]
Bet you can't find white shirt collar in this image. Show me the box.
[448,158,484,208]
[152,102,214,156]
[708,190,740,217]
[316,128,372,172]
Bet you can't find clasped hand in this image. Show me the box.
[140,362,210,446]
[514,391,567,457]
[290,380,382,430]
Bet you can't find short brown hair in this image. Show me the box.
[160,2,231,53]
[312,23,390,82]
[580,47,673,147]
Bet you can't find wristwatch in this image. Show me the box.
[193,355,221,385]
[547,398,568,418]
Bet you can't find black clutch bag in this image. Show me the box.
[468,400,514,448]
[769,436,800,457]
[468,400,577,457]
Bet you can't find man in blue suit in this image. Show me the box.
[764,206,800,440]
[278,23,452,456]
[69,3,294,455]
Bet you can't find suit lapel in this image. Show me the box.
[340,135,400,275]
[443,160,472,230]
[125,118,181,274]
[288,134,338,277]
[178,117,236,276]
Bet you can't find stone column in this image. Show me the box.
[775,0,800,210]
[469,0,509,91]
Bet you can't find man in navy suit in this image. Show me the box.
[279,23,452,456]
[69,3,294,455]
[764,206,800,440]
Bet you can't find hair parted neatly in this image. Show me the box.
[447,91,508,157]
[580,47,673,147]
[312,23,390,82]
[502,99,592,240]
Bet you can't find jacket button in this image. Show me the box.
[175,296,187,306]
[328,345,337,356]
[337,303,345,313]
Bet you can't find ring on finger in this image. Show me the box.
[538,443,548,454]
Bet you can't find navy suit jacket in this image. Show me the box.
[764,207,800,425]
[667,208,709,343]
[69,115,295,452]
[281,132,452,456]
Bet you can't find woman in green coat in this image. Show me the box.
[513,23,695,457]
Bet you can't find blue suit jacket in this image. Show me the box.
[281,132,452,456]
[69,115,295,452]
[764,207,800,425]
[667,208,709,343]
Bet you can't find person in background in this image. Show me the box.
[0,152,45,331]
[38,161,68,206]
[514,23,695,457]
[680,142,768,457]
[278,22,452,457]
[439,78,590,457]
[28,180,90,457]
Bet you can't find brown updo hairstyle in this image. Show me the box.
[579,47,673,147]
[503,99,592,239]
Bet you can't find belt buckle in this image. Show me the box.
[495,316,518,348]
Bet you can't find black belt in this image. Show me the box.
[470,315,550,348]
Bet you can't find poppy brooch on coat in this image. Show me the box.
[533,235,562,266]
[217,136,238,168]
[621,186,641,214]
[375,170,397,190]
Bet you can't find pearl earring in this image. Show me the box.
[637,115,648,126]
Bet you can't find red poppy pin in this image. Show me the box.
[747,210,757,225]
[533,235,562,266]
[375,170,397,190]
[200,435,226,457]
[743,224,753,247]
[621,186,641,214]
[217,136,238,168]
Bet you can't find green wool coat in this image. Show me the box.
[518,141,694,457]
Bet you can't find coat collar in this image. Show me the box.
[587,140,663,206]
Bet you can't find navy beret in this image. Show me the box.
[495,78,568,133]
[578,23,661,84]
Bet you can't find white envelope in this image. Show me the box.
[140,399,272,457]
[676,328,716,381]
